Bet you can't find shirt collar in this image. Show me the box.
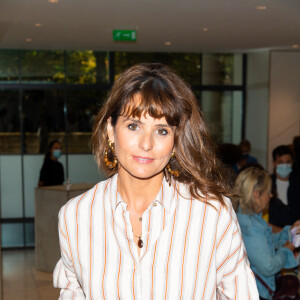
[109,174,178,215]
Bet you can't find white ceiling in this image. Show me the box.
[0,0,300,53]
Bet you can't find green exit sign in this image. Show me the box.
[113,30,137,41]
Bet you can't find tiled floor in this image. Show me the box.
[2,250,60,300]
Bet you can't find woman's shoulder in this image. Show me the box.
[237,211,267,235]
[182,184,238,227]
[59,177,111,216]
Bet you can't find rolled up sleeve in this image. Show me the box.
[53,204,85,299]
[216,203,259,299]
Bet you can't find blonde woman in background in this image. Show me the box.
[233,166,299,300]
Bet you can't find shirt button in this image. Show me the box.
[153,202,157,207]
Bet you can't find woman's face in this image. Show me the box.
[107,108,175,180]
[50,142,62,159]
[51,142,61,152]
[254,188,272,214]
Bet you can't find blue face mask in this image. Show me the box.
[53,149,62,159]
[276,164,292,178]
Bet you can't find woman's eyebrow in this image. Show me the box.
[124,117,172,129]
[154,124,172,129]
[124,117,143,124]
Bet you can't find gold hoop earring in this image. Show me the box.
[166,152,179,177]
[104,140,118,169]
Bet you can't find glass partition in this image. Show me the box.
[0,50,20,83]
[66,89,108,153]
[21,50,65,83]
[201,91,243,144]
[22,90,65,154]
[114,52,202,85]
[0,90,20,154]
[202,54,242,86]
[66,51,108,84]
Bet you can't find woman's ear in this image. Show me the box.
[107,118,115,143]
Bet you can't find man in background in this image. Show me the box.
[269,145,300,227]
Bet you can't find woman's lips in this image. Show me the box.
[133,156,154,164]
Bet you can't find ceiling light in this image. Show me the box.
[202,27,208,32]
[256,6,267,10]
[26,38,32,43]
[165,41,171,46]
[292,44,299,49]
[48,0,59,3]
[35,23,42,27]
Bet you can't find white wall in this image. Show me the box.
[268,51,300,171]
[0,154,105,219]
[246,51,270,168]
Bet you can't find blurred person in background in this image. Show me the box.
[268,145,300,227]
[38,139,64,187]
[239,139,258,164]
[232,166,299,300]
[293,136,300,177]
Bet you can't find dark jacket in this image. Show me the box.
[269,172,300,227]
[39,158,64,186]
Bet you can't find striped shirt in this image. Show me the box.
[53,174,259,299]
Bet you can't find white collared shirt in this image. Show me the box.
[53,174,259,299]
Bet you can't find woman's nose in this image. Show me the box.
[139,132,153,151]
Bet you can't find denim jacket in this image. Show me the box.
[237,210,298,299]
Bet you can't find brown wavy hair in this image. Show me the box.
[92,63,231,206]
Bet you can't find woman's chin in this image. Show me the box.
[120,167,164,181]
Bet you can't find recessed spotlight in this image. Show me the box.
[165,41,171,46]
[48,0,59,3]
[202,27,208,32]
[292,44,299,49]
[26,38,32,43]
[256,6,267,10]
[35,23,42,27]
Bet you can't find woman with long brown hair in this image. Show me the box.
[53,63,258,299]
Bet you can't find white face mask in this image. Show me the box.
[53,149,62,159]
[276,163,292,178]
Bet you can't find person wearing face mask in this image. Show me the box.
[269,145,300,227]
[38,139,64,187]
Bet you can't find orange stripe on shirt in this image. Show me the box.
[64,201,76,271]
[192,203,207,300]
[179,198,193,300]
[117,250,121,300]
[59,223,67,240]
[76,191,88,283]
[151,241,158,300]
[227,243,242,261]
[223,256,245,277]
[235,276,237,300]
[122,211,136,300]
[89,184,99,300]
[140,210,152,262]
[164,190,179,300]
[102,180,110,300]
[202,204,222,300]
[216,217,232,249]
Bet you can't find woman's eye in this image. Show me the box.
[128,123,139,131]
[157,128,168,135]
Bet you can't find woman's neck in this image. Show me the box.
[117,169,164,215]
